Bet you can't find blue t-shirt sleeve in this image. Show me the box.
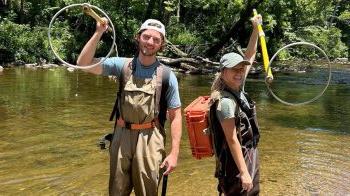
[216,97,237,122]
[101,57,126,77]
[166,71,181,109]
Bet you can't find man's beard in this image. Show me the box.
[140,47,157,56]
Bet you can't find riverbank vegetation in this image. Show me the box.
[0,0,349,71]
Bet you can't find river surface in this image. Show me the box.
[0,67,349,195]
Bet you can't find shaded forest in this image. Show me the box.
[0,0,349,71]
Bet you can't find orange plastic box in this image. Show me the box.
[184,96,214,159]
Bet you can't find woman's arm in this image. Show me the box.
[244,15,261,78]
[220,118,253,192]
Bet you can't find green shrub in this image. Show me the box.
[297,26,347,59]
[0,20,75,64]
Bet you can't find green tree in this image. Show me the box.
[0,0,348,64]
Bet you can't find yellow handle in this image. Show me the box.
[82,4,112,32]
[253,9,273,82]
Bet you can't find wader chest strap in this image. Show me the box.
[155,65,163,117]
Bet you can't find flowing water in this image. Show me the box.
[0,66,349,195]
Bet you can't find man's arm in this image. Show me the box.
[77,18,109,75]
[161,107,182,175]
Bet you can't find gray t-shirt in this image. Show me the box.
[101,57,181,109]
[216,90,248,122]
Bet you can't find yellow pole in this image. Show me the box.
[253,9,273,82]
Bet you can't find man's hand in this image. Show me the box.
[161,107,182,175]
[160,153,178,175]
[96,17,109,34]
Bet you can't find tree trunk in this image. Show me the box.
[143,0,157,21]
[0,0,7,6]
[204,0,264,57]
[123,0,129,29]
[0,0,7,11]
[19,0,24,24]
[158,56,219,74]
[176,0,180,22]
[115,0,122,12]
[158,0,165,20]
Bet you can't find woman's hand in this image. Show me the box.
[240,171,253,192]
[250,14,262,29]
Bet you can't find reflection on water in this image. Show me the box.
[270,68,331,105]
[0,67,349,195]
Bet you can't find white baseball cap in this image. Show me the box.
[139,19,166,38]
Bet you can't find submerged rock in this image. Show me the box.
[335,58,349,62]
[42,64,58,69]
[25,63,37,69]
[67,67,75,72]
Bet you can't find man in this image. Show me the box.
[77,18,182,196]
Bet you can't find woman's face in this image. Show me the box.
[222,63,247,90]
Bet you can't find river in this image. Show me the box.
[0,66,349,195]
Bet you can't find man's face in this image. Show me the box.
[137,29,163,56]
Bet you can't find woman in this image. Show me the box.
[209,15,261,196]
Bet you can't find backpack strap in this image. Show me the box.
[223,88,252,116]
[223,88,260,147]
[158,65,171,127]
[209,100,223,158]
[233,99,243,145]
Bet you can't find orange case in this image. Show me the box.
[184,96,214,159]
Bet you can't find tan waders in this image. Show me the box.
[109,72,166,196]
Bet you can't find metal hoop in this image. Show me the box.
[48,3,116,69]
[266,42,332,106]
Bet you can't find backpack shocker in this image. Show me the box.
[184,92,260,160]
[184,96,214,159]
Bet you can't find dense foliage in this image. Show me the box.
[0,0,349,64]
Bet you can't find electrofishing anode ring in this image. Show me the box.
[48,3,116,69]
[266,42,332,106]
[253,9,331,106]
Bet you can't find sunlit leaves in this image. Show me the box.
[0,0,348,62]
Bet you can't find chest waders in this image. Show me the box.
[108,57,171,196]
[209,89,260,196]
[109,57,170,130]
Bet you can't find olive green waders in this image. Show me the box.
[109,72,166,196]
